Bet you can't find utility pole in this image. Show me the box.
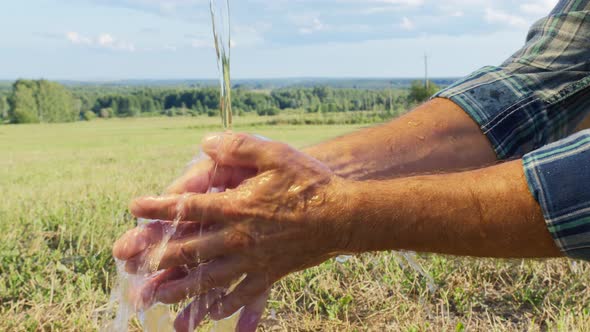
[389,81,394,115]
[424,53,429,90]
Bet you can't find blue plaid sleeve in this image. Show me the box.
[524,130,590,260]
[434,0,590,160]
[434,0,590,261]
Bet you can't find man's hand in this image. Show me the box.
[124,133,353,321]
[113,141,257,270]
[112,138,269,332]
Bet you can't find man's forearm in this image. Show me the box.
[344,160,562,258]
[304,98,498,180]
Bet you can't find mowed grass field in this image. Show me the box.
[1,117,590,331]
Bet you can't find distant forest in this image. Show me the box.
[0,79,444,124]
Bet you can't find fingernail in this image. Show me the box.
[202,133,223,152]
[129,197,151,214]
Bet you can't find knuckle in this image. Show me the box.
[270,142,290,154]
[177,245,196,264]
[221,202,244,219]
[227,134,248,156]
[199,270,217,291]
[225,229,256,250]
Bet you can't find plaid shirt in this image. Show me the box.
[435,0,590,260]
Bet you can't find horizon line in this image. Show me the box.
[0,76,461,83]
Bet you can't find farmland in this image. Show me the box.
[1,117,589,331]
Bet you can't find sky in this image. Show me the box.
[0,0,559,80]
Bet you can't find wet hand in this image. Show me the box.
[113,138,258,267]
[129,133,354,320]
[112,138,265,332]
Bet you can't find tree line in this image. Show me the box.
[4,80,78,123]
[1,79,440,124]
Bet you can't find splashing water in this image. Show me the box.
[102,0,237,331]
[189,1,240,331]
[102,210,189,331]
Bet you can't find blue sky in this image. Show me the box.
[0,0,558,80]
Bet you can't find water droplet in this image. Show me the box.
[336,255,353,264]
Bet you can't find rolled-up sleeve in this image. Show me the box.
[523,130,590,261]
[434,0,590,160]
[435,0,590,260]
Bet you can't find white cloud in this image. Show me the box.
[98,33,114,46]
[232,23,269,47]
[66,32,92,45]
[484,8,528,28]
[289,13,326,34]
[189,23,267,49]
[520,0,559,16]
[340,0,424,5]
[191,38,212,49]
[355,0,424,14]
[65,32,135,51]
[163,45,177,52]
[98,33,136,51]
[400,17,415,30]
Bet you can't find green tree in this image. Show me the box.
[8,80,39,123]
[257,107,279,116]
[7,80,76,124]
[82,111,96,121]
[327,103,338,113]
[408,80,440,104]
[0,96,7,121]
[35,80,77,123]
[141,98,156,114]
[193,100,205,114]
[116,96,140,117]
[99,108,113,118]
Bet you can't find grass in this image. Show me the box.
[1,116,589,331]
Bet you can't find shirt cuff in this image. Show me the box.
[433,66,536,160]
[523,130,590,261]
[434,65,590,160]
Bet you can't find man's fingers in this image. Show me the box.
[155,257,248,304]
[151,230,234,271]
[113,221,205,264]
[202,132,292,171]
[166,158,215,194]
[209,274,272,321]
[130,193,235,224]
[222,166,258,190]
[113,223,162,260]
[166,159,257,195]
[174,290,224,332]
[173,297,209,332]
[123,227,226,274]
[130,266,190,310]
[236,289,270,332]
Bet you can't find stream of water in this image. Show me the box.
[102,1,236,331]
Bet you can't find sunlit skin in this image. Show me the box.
[113,98,562,331]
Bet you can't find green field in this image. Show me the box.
[1,117,589,331]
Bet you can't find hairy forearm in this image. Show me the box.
[344,160,562,258]
[304,98,497,180]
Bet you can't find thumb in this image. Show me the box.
[202,132,290,171]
